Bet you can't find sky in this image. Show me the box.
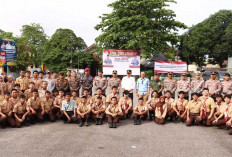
[1,0,232,47]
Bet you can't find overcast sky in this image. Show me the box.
[1,0,232,46]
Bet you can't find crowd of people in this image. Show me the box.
[0,68,232,135]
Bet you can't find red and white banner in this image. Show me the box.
[154,61,187,73]
[103,49,140,75]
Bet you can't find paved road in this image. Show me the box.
[0,119,232,157]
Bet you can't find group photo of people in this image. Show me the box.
[0,67,231,135]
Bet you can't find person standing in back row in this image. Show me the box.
[177,73,190,100]
[80,68,93,95]
[205,71,221,99]
[121,70,135,104]
[163,72,177,98]
[93,70,108,96]
[136,71,150,102]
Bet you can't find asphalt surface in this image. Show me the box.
[0,119,232,157]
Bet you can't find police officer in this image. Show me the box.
[190,72,204,96]
[163,72,177,98]
[205,71,221,98]
[80,68,93,95]
[108,70,121,91]
[150,73,163,96]
[56,72,69,93]
[221,73,232,97]
[177,73,190,100]
[93,70,108,96]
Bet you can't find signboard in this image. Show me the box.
[154,61,187,73]
[0,51,6,66]
[0,38,17,62]
[103,49,140,75]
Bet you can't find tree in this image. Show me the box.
[17,23,48,68]
[43,28,87,72]
[0,29,14,39]
[95,0,186,58]
[179,10,232,68]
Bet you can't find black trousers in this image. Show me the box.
[129,93,133,105]
[59,111,77,122]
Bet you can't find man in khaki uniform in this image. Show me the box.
[82,89,93,107]
[56,72,69,92]
[93,88,106,106]
[190,73,204,95]
[0,75,6,96]
[133,98,148,125]
[146,91,160,120]
[93,70,108,95]
[163,72,177,97]
[38,81,48,98]
[226,105,232,135]
[108,70,121,90]
[30,70,40,89]
[198,88,216,126]
[92,96,106,125]
[69,71,80,96]
[25,71,31,80]
[27,89,43,123]
[66,70,72,82]
[0,92,15,128]
[118,90,133,119]
[213,95,231,128]
[165,91,175,120]
[205,71,221,98]
[106,97,123,128]
[177,73,190,100]
[13,94,30,127]
[221,73,232,97]
[6,75,15,93]
[24,82,35,100]
[106,86,120,106]
[172,91,188,122]
[77,96,91,127]
[10,89,19,106]
[37,71,44,90]
[52,89,65,118]
[186,93,203,126]
[71,90,79,106]
[15,70,29,92]
[41,91,55,122]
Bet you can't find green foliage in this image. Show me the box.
[0,29,14,39]
[95,0,186,58]
[179,10,232,68]
[43,28,88,72]
[145,70,154,79]
[16,23,48,68]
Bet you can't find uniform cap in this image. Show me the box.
[112,70,117,74]
[168,72,173,75]
[211,71,217,75]
[224,73,231,77]
[127,70,132,73]
[182,73,187,76]
[98,69,103,73]
[154,73,159,76]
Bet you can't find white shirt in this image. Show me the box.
[121,76,135,93]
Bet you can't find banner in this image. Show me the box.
[154,61,187,73]
[0,38,17,62]
[103,49,140,75]
[0,51,6,66]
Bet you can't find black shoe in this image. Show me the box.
[95,118,98,125]
[24,121,30,127]
[79,121,83,127]
[109,122,113,128]
[138,118,142,125]
[134,119,137,125]
[113,123,117,128]
[149,116,153,121]
[85,121,88,126]
[99,118,102,125]
[1,125,6,129]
